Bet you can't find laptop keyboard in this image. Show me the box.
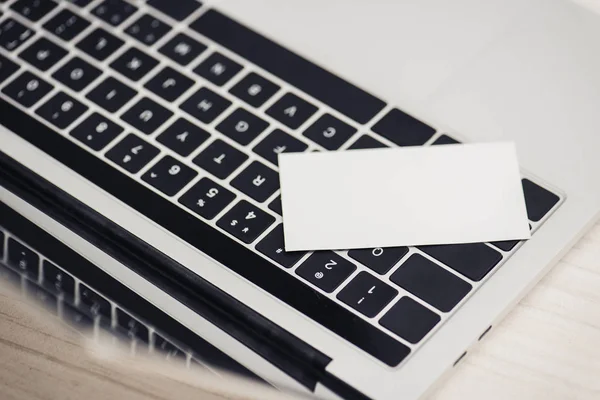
[0,0,562,367]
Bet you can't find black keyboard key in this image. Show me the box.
[419,243,502,282]
[490,240,519,252]
[181,87,232,124]
[19,38,68,71]
[86,77,136,112]
[348,246,408,275]
[148,0,201,21]
[116,308,149,343]
[253,128,308,166]
[0,53,19,83]
[2,71,52,107]
[268,195,282,215]
[337,272,398,318]
[230,72,279,108]
[216,108,269,145]
[217,200,275,244]
[296,251,356,293]
[159,33,206,66]
[62,302,94,332]
[0,230,4,259]
[194,52,242,86]
[522,179,560,222]
[110,47,159,81]
[390,254,472,312]
[266,93,317,129]
[153,334,185,360]
[92,0,138,26]
[256,224,306,268]
[192,10,385,124]
[43,9,90,41]
[105,133,160,173]
[303,113,357,150]
[7,238,39,279]
[0,263,21,288]
[10,0,56,21]
[125,14,171,46]
[192,139,247,179]
[52,56,102,91]
[432,134,460,145]
[36,92,88,129]
[348,134,387,150]
[70,112,124,151]
[231,161,279,202]
[42,260,75,302]
[0,18,34,51]
[121,97,173,135]
[25,280,58,314]
[156,118,209,156]
[380,297,440,343]
[76,28,124,61]
[142,156,197,196]
[145,66,194,102]
[178,177,235,220]
[79,283,111,319]
[66,0,93,6]
[372,108,435,146]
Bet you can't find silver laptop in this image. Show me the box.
[1,0,599,398]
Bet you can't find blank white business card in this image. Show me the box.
[278,142,530,251]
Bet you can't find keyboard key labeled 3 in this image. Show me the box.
[36,92,88,129]
[348,246,408,275]
[179,177,236,220]
[106,134,160,173]
[380,297,440,344]
[142,156,198,196]
[230,72,280,108]
[296,252,356,293]
[372,108,435,146]
[256,224,306,268]
[337,272,398,318]
[193,139,248,179]
[303,113,357,150]
[266,92,317,129]
[419,243,502,282]
[217,200,275,243]
[231,161,279,202]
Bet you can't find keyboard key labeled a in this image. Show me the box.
[180,87,232,124]
[379,297,440,344]
[42,260,75,303]
[0,18,34,51]
[372,108,435,146]
[253,128,308,166]
[0,53,19,84]
[522,179,560,222]
[156,118,209,156]
[145,66,194,102]
[125,14,171,46]
[296,251,356,293]
[159,33,206,66]
[256,224,306,268]
[419,243,502,282]
[7,238,39,279]
[348,246,408,275]
[43,9,90,41]
[217,200,275,244]
[194,52,242,86]
[25,280,58,314]
[79,283,112,319]
[231,161,279,202]
[36,92,88,129]
[70,112,123,151]
[19,38,68,71]
[110,47,159,81]
[86,77,136,113]
[142,156,198,196]
[2,71,53,107]
[121,97,173,135]
[216,108,269,145]
[230,72,280,108]
[105,133,160,173]
[303,113,357,150]
[178,177,236,220]
[11,0,57,22]
[92,0,138,27]
[337,272,398,318]
[266,93,317,129]
[192,139,247,179]
[148,0,201,21]
[53,56,102,92]
[76,28,124,61]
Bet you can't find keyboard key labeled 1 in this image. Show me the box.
[217,200,275,244]
[105,134,160,173]
[231,161,279,203]
[142,156,198,196]
[178,177,236,220]
[296,252,356,293]
[70,112,124,151]
[337,272,398,318]
[256,224,306,268]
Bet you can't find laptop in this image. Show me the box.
[1,0,599,398]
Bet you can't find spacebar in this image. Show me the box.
[191,10,386,124]
[0,98,410,367]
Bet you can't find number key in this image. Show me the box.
[231,161,279,203]
[70,112,124,151]
[125,14,171,46]
[256,224,306,268]
[296,251,356,293]
[337,272,398,318]
[178,177,236,220]
[105,133,160,173]
[36,92,88,129]
[42,260,75,303]
[217,200,275,244]
[193,139,248,179]
[7,238,39,279]
[2,71,53,107]
[43,9,90,41]
[348,247,408,275]
[11,0,57,22]
[141,156,198,196]
[0,18,34,51]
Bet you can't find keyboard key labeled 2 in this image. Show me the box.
[142,156,198,196]
[217,200,275,244]
[337,272,398,318]
[296,252,356,293]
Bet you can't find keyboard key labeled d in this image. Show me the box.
[192,139,248,179]
[372,108,435,146]
[36,92,88,129]
[231,161,279,202]
[157,118,210,156]
[2,71,52,107]
[70,112,124,151]
[337,272,398,318]
[145,66,194,102]
[380,297,440,344]
[216,108,269,146]
[178,177,236,220]
[253,128,308,166]
[217,200,275,244]
[121,97,173,135]
[348,246,408,275]
[256,224,306,268]
[7,238,39,279]
[142,156,198,196]
[266,92,317,129]
[105,133,160,173]
[194,52,242,86]
[303,113,357,150]
[296,251,356,293]
[181,87,232,124]
[230,72,280,108]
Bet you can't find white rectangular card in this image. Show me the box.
[278,142,530,251]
